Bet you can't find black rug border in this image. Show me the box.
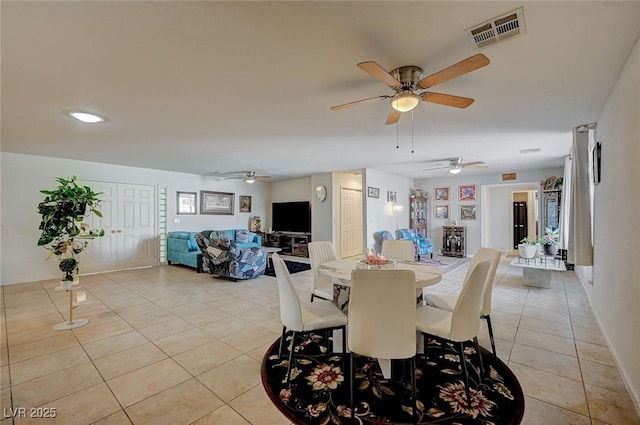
[260,335,526,425]
[264,259,311,277]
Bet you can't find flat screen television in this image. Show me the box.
[272,201,311,233]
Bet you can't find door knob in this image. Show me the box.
[117,230,122,233]
[111,230,116,233]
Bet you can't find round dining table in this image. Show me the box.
[318,258,442,288]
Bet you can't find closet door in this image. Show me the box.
[117,184,155,269]
[79,181,156,274]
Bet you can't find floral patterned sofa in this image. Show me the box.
[195,230,266,280]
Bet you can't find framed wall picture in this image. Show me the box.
[367,186,380,198]
[200,190,234,215]
[239,195,252,213]
[458,184,477,201]
[176,191,197,215]
[434,204,450,220]
[434,186,450,201]
[387,191,397,203]
[459,204,477,220]
[543,176,557,190]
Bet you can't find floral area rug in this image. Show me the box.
[262,332,524,425]
[417,255,471,275]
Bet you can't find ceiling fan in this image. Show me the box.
[330,54,490,125]
[423,158,487,175]
[210,171,271,184]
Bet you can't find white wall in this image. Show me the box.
[0,152,268,285]
[590,37,640,412]
[363,168,414,251]
[311,173,333,242]
[416,168,563,255]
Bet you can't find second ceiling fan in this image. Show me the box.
[331,54,490,125]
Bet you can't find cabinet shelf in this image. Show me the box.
[410,196,428,238]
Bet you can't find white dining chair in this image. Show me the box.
[272,253,348,384]
[416,260,491,403]
[348,269,417,424]
[308,241,336,302]
[424,247,501,355]
[381,239,415,262]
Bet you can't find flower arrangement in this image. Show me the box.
[540,227,559,246]
[37,176,105,281]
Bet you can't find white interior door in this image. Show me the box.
[340,188,363,258]
[79,181,156,274]
[117,184,155,269]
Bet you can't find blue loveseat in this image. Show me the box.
[167,231,203,272]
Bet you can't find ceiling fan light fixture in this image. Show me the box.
[391,92,420,112]
[448,166,463,175]
[244,176,256,184]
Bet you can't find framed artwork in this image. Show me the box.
[459,204,477,220]
[387,191,397,203]
[593,142,602,185]
[434,186,450,201]
[434,204,450,219]
[458,184,477,201]
[544,176,557,190]
[176,191,197,215]
[367,186,380,198]
[239,195,252,213]
[200,190,234,215]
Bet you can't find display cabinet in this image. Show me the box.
[410,196,428,238]
[442,226,466,258]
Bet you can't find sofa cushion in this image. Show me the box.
[188,233,199,251]
[236,229,250,243]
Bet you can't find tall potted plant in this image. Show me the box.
[37,176,105,286]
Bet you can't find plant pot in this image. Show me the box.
[518,244,537,259]
[60,277,79,290]
[543,244,559,257]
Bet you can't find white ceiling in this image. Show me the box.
[2,1,640,180]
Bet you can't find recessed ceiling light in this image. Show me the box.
[67,111,106,124]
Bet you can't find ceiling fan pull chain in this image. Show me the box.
[396,120,399,149]
[411,109,415,154]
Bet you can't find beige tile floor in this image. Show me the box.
[1,255,639,425]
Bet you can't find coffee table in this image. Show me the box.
[264,247,282,268]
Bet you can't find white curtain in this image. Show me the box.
[559,155,572,250]
[567,128,594,265]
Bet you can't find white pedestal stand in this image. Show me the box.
[53,285,90,330]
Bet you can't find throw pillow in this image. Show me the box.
[247,232,257,243]
[236,230,250,244]
[188,233,199,251]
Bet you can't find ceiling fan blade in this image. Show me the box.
[422,165,450,171]
[255,176,272,180]
[464,161,487,168]
[417,54,490,89]
[421,92,475,109]
[357,61,402,89]
[330,95,390,111]
[385,109,401,125]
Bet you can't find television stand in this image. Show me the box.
[264,232,311,258]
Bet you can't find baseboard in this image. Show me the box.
[580,280,640,417]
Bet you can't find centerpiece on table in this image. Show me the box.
[356,249,397,270]
[37,176,105,289]
[540,227,559,257]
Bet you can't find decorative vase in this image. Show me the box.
[543,244,559,257]
[518,244,537,259]
[60,276,79,290]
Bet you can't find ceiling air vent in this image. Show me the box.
[520,148,541,155]
[466,8,526,50]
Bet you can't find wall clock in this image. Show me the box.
[315,185,327,202]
